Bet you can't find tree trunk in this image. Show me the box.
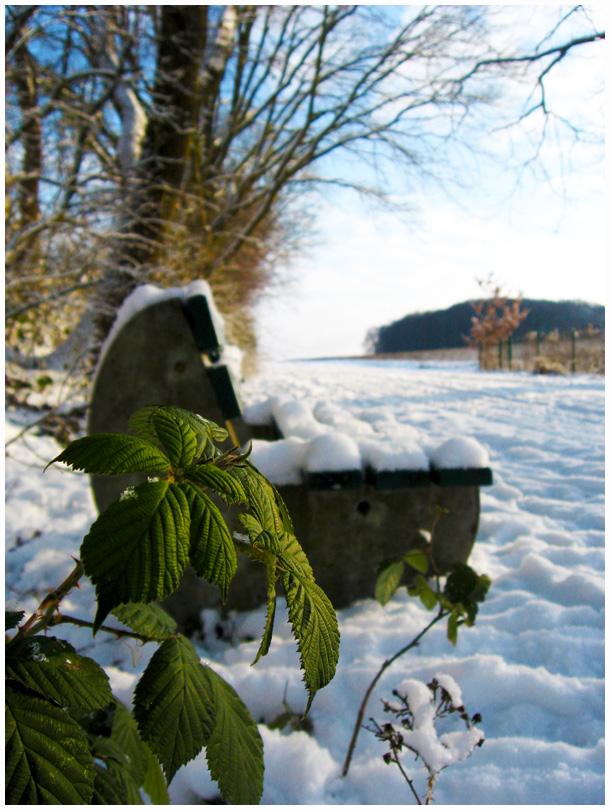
[94,5,212,346]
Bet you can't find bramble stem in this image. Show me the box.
[341,609,447,778]
[50,613,172,643]
[15,558,84,638]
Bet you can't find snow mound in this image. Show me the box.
[430,437,490,469]
[305,433,361,473]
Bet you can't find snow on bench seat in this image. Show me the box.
[243,397,492,491]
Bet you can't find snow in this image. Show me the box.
[4,358,604,805]
[250,438,307,486]
[305,433,361,473]
[98,280,228,369]
[430,436,490,469]
[245,388,488,479]
[360,437,429,472]
[389,678,483,774]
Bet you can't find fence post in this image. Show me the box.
[508,335,513,371]
[571,330,577,373]
[498,339,503,369]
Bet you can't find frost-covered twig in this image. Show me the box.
[369,677,484,804]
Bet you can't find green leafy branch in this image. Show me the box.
[342,522,490,779]
[6,405,340,804]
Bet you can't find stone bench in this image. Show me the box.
[88,284,492,627]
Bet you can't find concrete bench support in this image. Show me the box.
[88,288,490,628]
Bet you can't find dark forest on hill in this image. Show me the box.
[370,300,605,354]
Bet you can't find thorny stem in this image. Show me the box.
[10,557,177,645]
[50,614,174,644]
[426,772,437,805]
[15,558,84,638]
[341,608,447,777]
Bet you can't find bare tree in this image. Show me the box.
[4,5,604,372]
[467,274,530,369]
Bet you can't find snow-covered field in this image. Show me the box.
[5,358,605,804]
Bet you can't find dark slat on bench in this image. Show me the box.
[306,470,364,490]
[183,295,222,357]
[367,468,431,489]
[207,365,242,421]
[430,467,493,487]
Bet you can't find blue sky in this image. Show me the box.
[254,5,605,360]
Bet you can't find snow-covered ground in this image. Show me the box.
[5,358,605,804]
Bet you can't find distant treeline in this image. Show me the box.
[370,299,605,354]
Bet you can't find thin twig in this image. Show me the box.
[392,748,422,805]
[341,609,447,777]
[5,409,57,448]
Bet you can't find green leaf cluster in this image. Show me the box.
[7,406,341,804]
[375,549,429,606]
[407,563,491,644]
[374,525,490,646]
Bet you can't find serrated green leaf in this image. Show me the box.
[107,702,150,784]
[47,434,170,476]
[5,637,114,711]
[92,739,148,804]
[281,570,340,715]
[237,513,284,557]
[128,407,164,447]
[203,666,264,805]
[403,548,429,575]
[6,610,25,630]
[252,558,278,665]
[236,512,264,542]
[129,406,228,446]
[92,703,167,802]
[5,684,96,804]
[408,575,440,611]
[81,480,190,631]
[193,432,219,463]
[151,409,198,469]
[104,761,144,804]
[164,407,228,443]
[184,463,247,504]
[142,743,170,804]
[375,559,405,606]
[133,636,215,784]
[277,532,314,580]
[182,481,236,602]
[230,464,284,535]
[92,761,131,804]
[447,612,459,645]
[111,603,177,640]
[268,479,295,534]
[237,461,295,533]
